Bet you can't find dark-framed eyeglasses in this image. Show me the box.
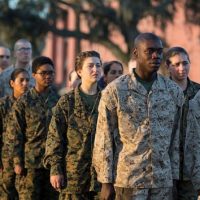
[17,47,32,52]
[35,70,55,77]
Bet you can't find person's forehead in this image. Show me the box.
[17,42,32,48]
[169,53,189,62]
[16,72,29,78]
[83,56,101,63]
[37,64,54,71]
[110,63,123,70]
[139,39,163,49]
[0,47,10,55]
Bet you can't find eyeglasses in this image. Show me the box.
[35,70,55,77]
[17,47,32,52]
[0,55,10,59]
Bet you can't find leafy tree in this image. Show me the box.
[0,0,198,65]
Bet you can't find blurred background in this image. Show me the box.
[0,0,199,90]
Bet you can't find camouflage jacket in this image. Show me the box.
[0,65,35,97]
[0,95,15,168]
[6,87,59,169]
[184,90,200,191]
[44,86,101,193]
[179,79,200,180]
[93,73,184,189]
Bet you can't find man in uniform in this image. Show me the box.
[165,47,200,199]
[0,46,11,74]
[93,33,184,200]
[6,56,59,200]
[0,39,35,97]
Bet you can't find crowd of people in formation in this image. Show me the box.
[0,32,200,200]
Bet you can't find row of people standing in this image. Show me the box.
[1,32,200,200]
[0,44,124,199]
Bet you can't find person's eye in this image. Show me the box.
[96,64,101,68]
[110,70,116,75]
[183,61,189,66]
[88,64,94,68]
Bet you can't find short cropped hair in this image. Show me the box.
[165,47,190,66]
[10,68,29,82]
[32,56,54,73]
[14,38,32,51]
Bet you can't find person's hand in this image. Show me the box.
[50,174,64,190]
[100,183,115,200]
[0,167,3,173]
[14,164,23,175]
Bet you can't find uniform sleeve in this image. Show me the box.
[6,99,26,167]
[167,81,185,179]
[43,99,67,176]
[0,105,3,168]
[188,94,200,191]
[93,85,117,183]
[169,105,182,180]
[0,78,4,98]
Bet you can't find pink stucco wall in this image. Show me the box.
[42,2,200,86]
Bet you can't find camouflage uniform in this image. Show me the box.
[182,89,200,198]
[43,86,101,199]
[173,79,200,200]
[0,65,35,97]
[0,96,18,200]
[6,87,59,200]
[93,73,184,199]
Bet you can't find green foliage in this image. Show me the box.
[0,0,198,64]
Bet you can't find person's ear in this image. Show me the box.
[77,69,82,78]
[10,80,14,88]
[132,48,138,59]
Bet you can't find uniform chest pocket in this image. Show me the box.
[118,94,146,123]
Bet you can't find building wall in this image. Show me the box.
[42,2,200,89]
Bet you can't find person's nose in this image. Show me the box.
[23,80,29,87]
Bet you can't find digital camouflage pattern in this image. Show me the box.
[179,79,200,180]
[173,79,200,200]
[15,168,58,200]
[0,65,35,97]
[185,89,200,191]
[6,86,60,199]
[0,95,18,200]
[93,73,184,189]
[115,187,172,200]
[7,86,59,168]
[59,191,99,200]
[44,86,101,194]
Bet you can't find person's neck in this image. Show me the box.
[15,62,30,69]
[173,78,188,91]
[135,67,157,82]
[80,82,98,95]
[35,85,49,94]
[13,92,21,99]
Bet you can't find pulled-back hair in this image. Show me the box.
[10,68,29,82]
[165,47,190,66]
[103,61,123,75]
[75,51,101,73]
[32,56,54,73]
